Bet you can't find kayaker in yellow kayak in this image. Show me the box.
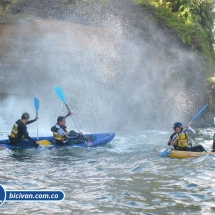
[167,122,206,152]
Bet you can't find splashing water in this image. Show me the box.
[0,0,209,134]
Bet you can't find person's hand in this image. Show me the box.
[35,115,39,120]
[78,132,83,136]
[171,141,175,145]
[185,125,189,130]
[36,141,40,145]
[68,111,72,115]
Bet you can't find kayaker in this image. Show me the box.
[167,122,207,152]
[51,116,86,145]
[8,112,40,147]
[211,134,215,152]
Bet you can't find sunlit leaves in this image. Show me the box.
[136,0,214,60]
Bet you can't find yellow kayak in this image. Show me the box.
[158,148,215,159]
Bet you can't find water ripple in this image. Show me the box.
[0,132,215,214]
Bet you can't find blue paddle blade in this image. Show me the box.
[34,97,40,113]
[55,86,66,104]
[191,104,208,123]
[158,148,171,157]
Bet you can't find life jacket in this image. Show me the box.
[175,132,189,148]
[9,122,24,140]
[51,125,69,143]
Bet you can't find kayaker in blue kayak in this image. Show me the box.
[51,116,86,145]
[167,122,206,152]
[8,112,40,147]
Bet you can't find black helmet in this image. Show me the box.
[173,122,182,128]
[21,112,30,119]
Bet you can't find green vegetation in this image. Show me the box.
[136,0,214,60]
[0,0,24,23]
[136,0,215,108]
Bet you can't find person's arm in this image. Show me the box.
[26,116,39,125]
[167,133,177,146]
[57,127,70,138]
[64,111,72,118]
[26,119,36,125]
[185,126,196,134]
[21,124,37,143]
[167,138,172,146]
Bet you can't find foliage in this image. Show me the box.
[0,0,26,23]
[136,0,215,61]
[136,0,215,109]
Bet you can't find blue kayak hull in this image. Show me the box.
[0,133,115,149]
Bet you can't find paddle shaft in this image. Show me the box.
[34,97,40,141]
[170,104,208,146]
[71,115,80,132]
[36,113,38,140]
[171,126,190,144]
[63,103,80,132]
[55,86,81,133]
[186,104,208,127]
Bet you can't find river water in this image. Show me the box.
[0,1,214,214]
[0,128,215,214]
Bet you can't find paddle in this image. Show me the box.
[159,104,208,157]
[39,140,51,146]
[33,97,51,146]
[187,104,208,126]
[34,97,40,140]
[173,103,208,143]
[54,86,81,132]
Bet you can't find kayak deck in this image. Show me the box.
[0,133,115,149]
[169,150,215,159]
[157,148,215,159]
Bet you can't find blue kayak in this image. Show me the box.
[0,133,115,149]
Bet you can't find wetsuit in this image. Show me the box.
[8,119,38,147]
